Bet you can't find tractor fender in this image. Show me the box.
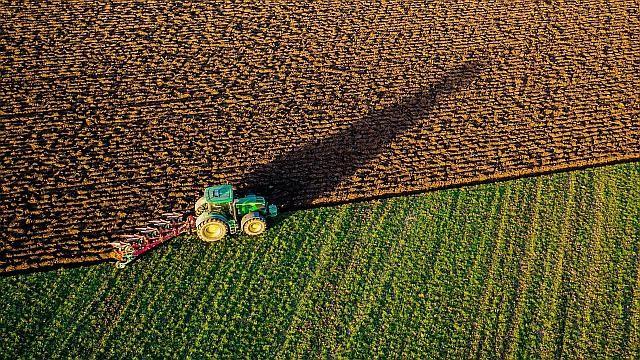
[240,212,263,228]
[194,196,209,215]
[196,212,227,228]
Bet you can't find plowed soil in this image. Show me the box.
[1,1,639,273]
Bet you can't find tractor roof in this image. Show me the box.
[205,184,234,204]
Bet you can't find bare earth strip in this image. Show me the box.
[1,1,639,272]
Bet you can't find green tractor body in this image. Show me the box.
[195,184,277,242]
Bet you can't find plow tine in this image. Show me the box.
[136,227,159,235]
[149,221,171,229]
[162,212,183,219]
[163,213,185,223]
[122,234,145,240]
[123,235,146,245]
[149,220,171,227]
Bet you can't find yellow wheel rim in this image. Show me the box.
[249,222,263,233]
[245,219,265,235]
[200,221,225,241]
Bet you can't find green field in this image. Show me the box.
[2,162,639,359]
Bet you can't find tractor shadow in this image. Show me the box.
[239,60,486,213]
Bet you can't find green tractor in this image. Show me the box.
[194,184,278,242]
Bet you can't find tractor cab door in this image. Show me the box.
[204,185,235,218]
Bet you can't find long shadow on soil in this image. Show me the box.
[1,61,484,276]
[239,60,486,211]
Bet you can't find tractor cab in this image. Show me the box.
[205,184,234,204]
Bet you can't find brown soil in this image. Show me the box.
[1,1,639,273]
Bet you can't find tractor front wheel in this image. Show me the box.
[197,218,228,242]
[243,217,267,236]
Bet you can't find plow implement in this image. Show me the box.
[110,212,195,268]
[108,184,278,268]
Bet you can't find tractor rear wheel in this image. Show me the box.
[197,218,228,242]
[195,196,208,216]
[243,217,267,236]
